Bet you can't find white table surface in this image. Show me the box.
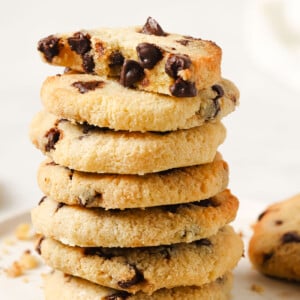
[0,0,299,296]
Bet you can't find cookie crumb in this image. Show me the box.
[19,250,39,270]
[15,223,31,240]
[251,283,264,294]
[5,261,24,277]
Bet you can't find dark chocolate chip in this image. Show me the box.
[170,78,197,97]
[72,80,105,94]
[82,53,95,73]
[141,17,166,36]
[165,54,192,78]
[67,32,91,55]
[176,39,190,46]
[281,232,300,244]
[212,84,224,99]
[195,238,212,247]
[54,202,65,213]
[37,35,60,62]
[109,51,125,67]
[44,128,61,152]
[117,264,144,289]
[38,196,47,205]
[263,252,273,263]
[35,236,45,255]
[120,60,144,87]
[136,43,163,69]
[275,220,283,225]
[104,291,130,300]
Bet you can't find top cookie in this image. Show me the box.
[37,17,221,97]
[248,194,300,281]
[41,73,238,132]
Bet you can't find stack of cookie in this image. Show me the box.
[30,18,243,299]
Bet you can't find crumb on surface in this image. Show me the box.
[5,261,24,277]
[15,223,32,240]
[251,283,264,294]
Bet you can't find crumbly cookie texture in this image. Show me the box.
[37,153,228,209]
[40,73,238,132]
[37,17,221,97]
[44,270,233,300]
[248,194,300,281]
[31,190,238,248]
[29,111,226,174]
[37,226,243,294]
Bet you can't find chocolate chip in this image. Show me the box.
[275,220,283,225]
[120,60,144,87]
[195,238,212,247]
[104,292,130,300]
[170,78,197,97]
[37,35,60,62]
[281,232,300,244]
[176,39,190,46]
[84,247,115,259]
[141,17,166,36]
[263,252,273,263]
[165,54,192,78]
[109,51,125,67]
[136,43,163,69]
[38,196,47,205]
[212,84,224,99]
[117,264,144,289]
[72,80,105,94]
[35,236,45,255]
[82,53,95,73]
[54,202,65,213]
[44,128,61,152]
[67,32,91,55]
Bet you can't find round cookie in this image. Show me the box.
[44,270,233,300]
[29,111,226,174]
[248,193,300,281]
[37,153,229,209]
[41,73,239,132]
[37,225,243,294]
[31,190,238,247]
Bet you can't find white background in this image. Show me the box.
[0,0,299,223]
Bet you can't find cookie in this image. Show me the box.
[44,270,233,300]
[248,194,300,281]
[31,189,238,248]
[37,17,221,97]
[37,225,243,294]
[37,153,229,209]
[40,73,239,132]
[29,111,226,174]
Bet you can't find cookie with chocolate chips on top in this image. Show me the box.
[37,17,222,97]
[249,193,300,281]
[40,73,239,132]
[37,225,243,294]
[44,270,233,300]
[29,111,226,175]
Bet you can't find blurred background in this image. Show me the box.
[0,0,299,222]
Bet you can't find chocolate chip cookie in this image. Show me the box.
[249,194,300,281]
[37,17,221,97]
[40,73,239,132]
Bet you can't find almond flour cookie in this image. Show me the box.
[44,270,233,300]
[40,73,239,132]
[37,226,243,294]
[248,194,300,281]
[29,111,226,174]
[31,190,238,248]
[37,17,221,97]
[37,154,228,209]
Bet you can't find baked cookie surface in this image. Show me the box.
[248,194,300,281]
[41,73,239,132]
[29,111,226,174]
[37,154,228,209]
[31,190,238,247]
[44,270,233,300]
[37,17,221,97]
[38,226,243,294]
